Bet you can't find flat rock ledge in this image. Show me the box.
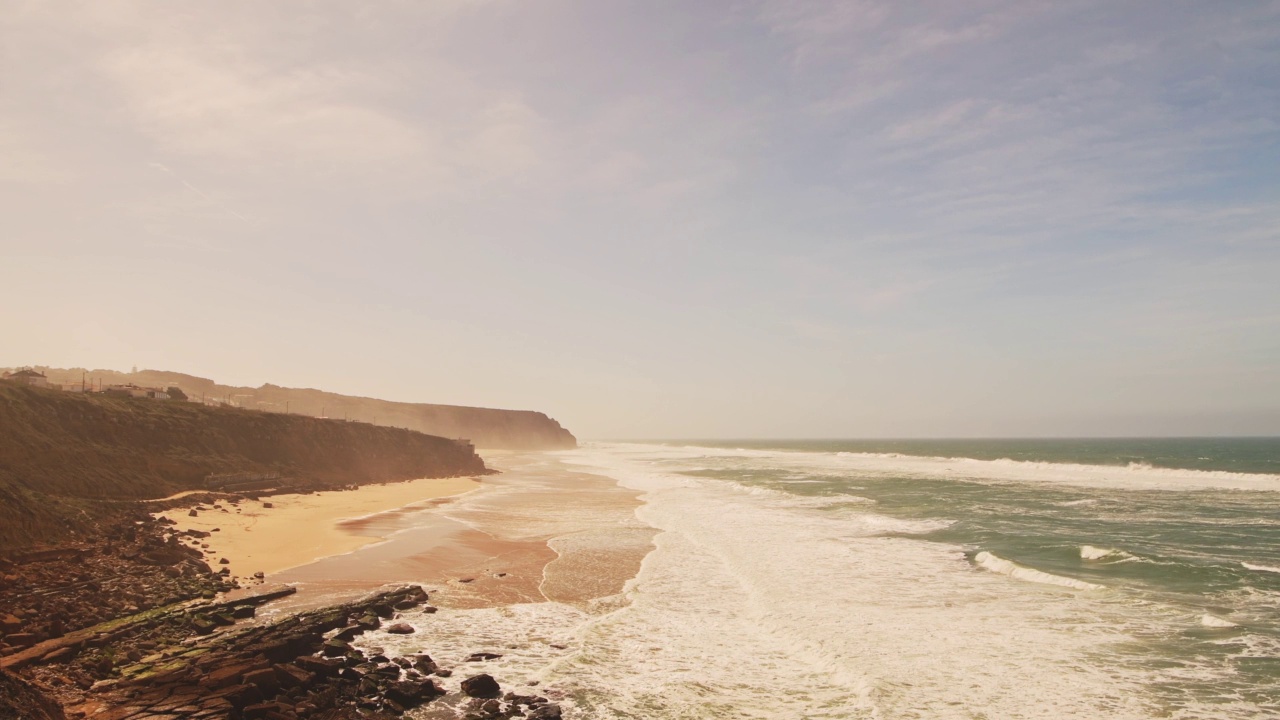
[7,585,565,720]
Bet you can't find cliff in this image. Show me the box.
[0,383,488,550]
[21,367,578,450]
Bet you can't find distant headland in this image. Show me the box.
[2,366,578,451]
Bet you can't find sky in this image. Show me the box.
[2,1,1278,439]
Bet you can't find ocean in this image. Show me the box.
[360,439,1280,719]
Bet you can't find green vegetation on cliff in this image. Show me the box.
[0,383,488,550]
[19,367,578,450]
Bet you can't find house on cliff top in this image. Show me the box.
[1,368,49,387]
[102,383,171,400]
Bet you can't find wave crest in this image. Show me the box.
[974,551,1103,590]
[1080,545,1135,562]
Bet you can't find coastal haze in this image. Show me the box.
[2,1,1278,438]
[2,2,1280,720]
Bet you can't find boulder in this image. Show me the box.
[460,673,501,698]
[384,678,443,708]
[321,638,350,657]
[528,703,564,719]
[386,623,415,634]
[294,655,342,677]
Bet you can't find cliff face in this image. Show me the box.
[0,383,487,549]
[23,368,578,450]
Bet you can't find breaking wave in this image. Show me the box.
[974,551,1104,591]
[650,444,1280,492]
[1242,562,1280,574]
[1200,615,1238,628]
[1080,545,1135,562]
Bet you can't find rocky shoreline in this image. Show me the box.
[2,506,564,720]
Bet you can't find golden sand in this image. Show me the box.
[158,476,480,580]
[170,454,655,614]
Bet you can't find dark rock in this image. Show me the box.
[333,625,365,642]
[242,701,286,719]
[242,667,280,693]
[274,662,315,688]
[466,652,503,662]
[188,509,198,517]
[461,673,501,698]
[294,655,342,677]
[384,679,443,708]
[527,703,563,719]
[322,638,350,657]
[386,623,415,634]
[231,605,256,619]
[4,633,38,647]
[221,683,263,709]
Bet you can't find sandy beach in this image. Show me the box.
[159,475,480,581]
[165,453,654,615]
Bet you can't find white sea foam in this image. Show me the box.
[594,442,1280,492]
[974,551,1104,590]
[557,447,1153,718]
[1200,614,1238,628]
[1081,545,1135,562]
[1242,562,1280,574]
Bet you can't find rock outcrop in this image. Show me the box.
[7,584,566,720]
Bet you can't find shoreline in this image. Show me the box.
[174,451,655,616]
[159,475,481,582]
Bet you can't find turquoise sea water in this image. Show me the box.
[649,438,1280,717]
[366,440,1280,719]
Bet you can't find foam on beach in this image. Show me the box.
[555,446,1153,719]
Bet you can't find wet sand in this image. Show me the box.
[199,452,656,615]
[159,475,480,581]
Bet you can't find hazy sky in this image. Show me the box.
[2,1,1278,438]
